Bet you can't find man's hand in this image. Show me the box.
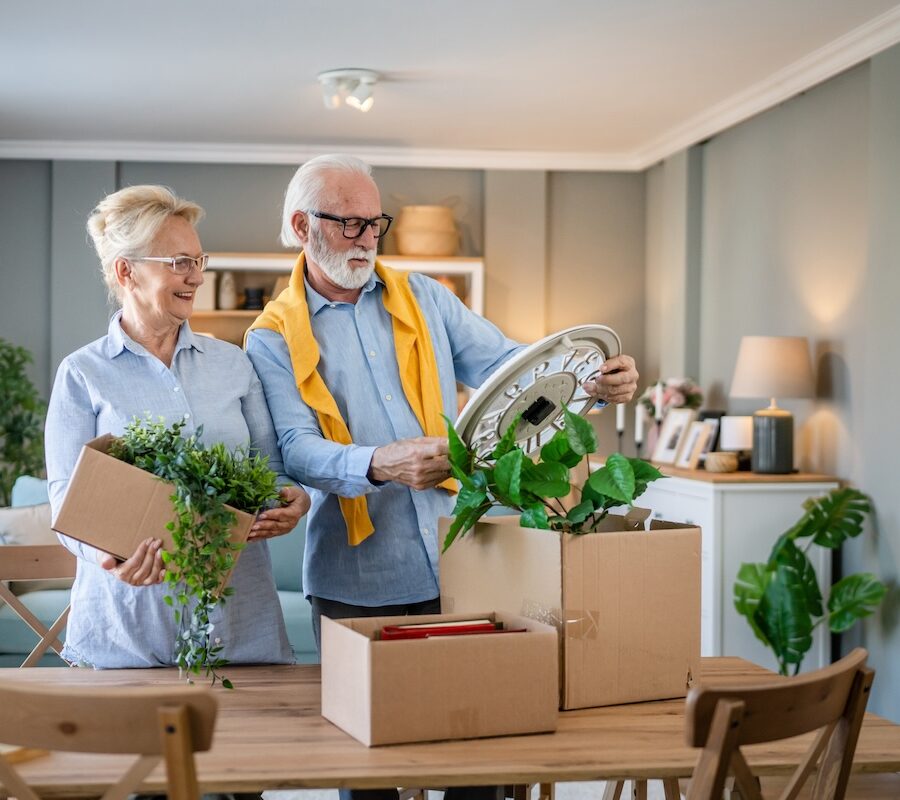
[250,485,311,540]
[98,537,166,586]
[582,354,639,404]
[369,437,450,490]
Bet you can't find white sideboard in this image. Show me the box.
[639,469,840,672]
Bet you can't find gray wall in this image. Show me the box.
[646,52,900,720]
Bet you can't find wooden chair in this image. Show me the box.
[0,544,77,666]
[683,647,875,800]
[0,678,217,800]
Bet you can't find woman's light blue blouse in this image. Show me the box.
[45,311,293,668]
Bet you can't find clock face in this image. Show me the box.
[456,325,621,459]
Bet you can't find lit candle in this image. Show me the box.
[654,381,664,421]
[616,403,626,434]
[635,404,645,445]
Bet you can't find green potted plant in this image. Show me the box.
[0,339,46,507]
[443,407,663,551]
[110,418,281,687]
[733,487,886,676]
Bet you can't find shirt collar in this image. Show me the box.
[304,270,383,316]
[105,309,206,359]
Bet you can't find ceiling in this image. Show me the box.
[3,0,900,170]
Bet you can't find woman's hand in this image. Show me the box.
[249,485,311,540]
[97,537,166,586]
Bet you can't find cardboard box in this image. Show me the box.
[53,434,253,588]
[320,611,558,746]
[439,514,701,710]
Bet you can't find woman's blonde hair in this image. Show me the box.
[86,185,204,303]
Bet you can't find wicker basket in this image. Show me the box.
[394,205,460,256]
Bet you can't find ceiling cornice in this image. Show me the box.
[2,5,899,173]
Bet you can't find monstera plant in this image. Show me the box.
[734,487,885,676]
[443,407,663,552]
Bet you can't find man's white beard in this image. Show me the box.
[305,224,375,290]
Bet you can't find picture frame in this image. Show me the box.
[651,408,697,464]
[674,420,713,470]
[697,417,721,463]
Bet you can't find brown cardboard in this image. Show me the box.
[320,611,558,746]
[53,434,253,589]
[439,514,701,710]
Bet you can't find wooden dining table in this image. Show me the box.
[5,657,900,797]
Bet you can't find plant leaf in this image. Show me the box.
[441,500,491,553]
[494,448,524,505]
[783,487,870,549]
[771,538,823,618]
[539,429,582,468]
[733,562,772,647]
[756,563,815,672]
[563,406,597,456]
[566,500,594,525]
[631,459,664,500]
[444,415,472,475]
[586,454,635,506]
[522,460,570,498]
[492,413,522,460]
[520,504,550,530]
[452,483,488,516]
[827,573,887,632]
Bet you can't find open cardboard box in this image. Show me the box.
[52,434,253,589]
[321,611,559,746]
[439,513,701,710]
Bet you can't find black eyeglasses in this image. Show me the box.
[131,254,209,274]
[307,210,393,239]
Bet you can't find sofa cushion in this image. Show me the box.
[0,588,70,655]
[11,476,49,507]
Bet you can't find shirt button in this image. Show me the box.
[422,528,430,536]
[183,413,191,420]
[368,350,376,358]
[329,303,336,309]
[173,386,180,392]
[385,394,392,401]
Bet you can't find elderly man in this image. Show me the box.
[248,154,637,800]
[247,154,638,644]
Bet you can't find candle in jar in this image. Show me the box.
[654,381,664,421]
[616,402,626,433]
[635,404,645,444]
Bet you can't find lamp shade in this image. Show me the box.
[729,336,815,399]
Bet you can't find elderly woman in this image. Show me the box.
[45,185,309,669]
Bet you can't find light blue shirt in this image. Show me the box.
[45,310,293,668]
[246,271,523,606]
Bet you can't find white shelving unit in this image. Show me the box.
[194,252,484,344]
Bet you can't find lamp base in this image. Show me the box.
[751,408,793,474]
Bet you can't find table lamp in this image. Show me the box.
[729,336,815,473]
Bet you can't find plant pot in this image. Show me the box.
[394,205,460,256]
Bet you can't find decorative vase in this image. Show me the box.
[218,271,238,310]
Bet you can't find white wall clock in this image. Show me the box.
[456,324,621,458]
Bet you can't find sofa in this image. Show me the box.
[0,476,318,667]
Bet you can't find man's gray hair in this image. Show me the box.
[280,154,374,248]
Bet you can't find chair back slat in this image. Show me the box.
[685,648,873,800]
[0,681,216,754]
[686,648,868,746]
[0,545,77,580]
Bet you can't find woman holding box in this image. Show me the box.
[45,185,309,668]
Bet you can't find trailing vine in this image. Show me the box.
[110,418,280,687]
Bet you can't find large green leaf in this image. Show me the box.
[563,406,597,456]
[566,499,594,526]
[441,500,492,553]
[493,448,524,505]
[784,488,870,549]
[756,564,815,673]
[491,414,522,460]
[521,460,570,498]
[771,538,823,618]
[452,483,488,516]
[520,503,550,530]
[827,573,887,632]
[631,459,664,500]
[540,429,582,468]
[444,415,472,475]
[586,454,635,506]
[733,562,772,647]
